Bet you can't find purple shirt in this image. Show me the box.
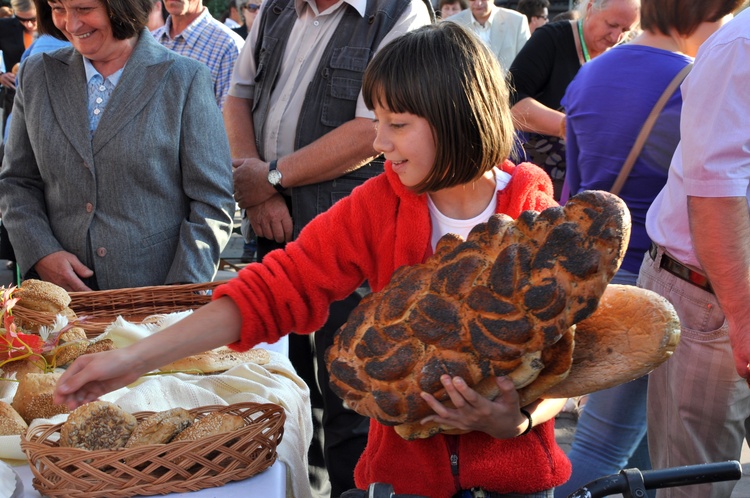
[563,44,691,273]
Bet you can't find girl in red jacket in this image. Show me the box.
[55,23,571,498]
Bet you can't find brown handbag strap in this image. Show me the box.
[610,63,693,195]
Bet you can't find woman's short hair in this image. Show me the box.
[35,0,152,40]
[640,0,744,36]
[363,23,514,194]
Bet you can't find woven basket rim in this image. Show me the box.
[20,402,285,498]
[11,281,223,337]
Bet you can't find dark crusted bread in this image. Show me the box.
[326,190,630,431]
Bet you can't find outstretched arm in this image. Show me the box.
[54,297,243,409]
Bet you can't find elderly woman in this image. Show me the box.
[0,0,235,291]
[507,0,640,199]
[554,0,742,495]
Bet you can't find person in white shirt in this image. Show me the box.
[444,0,529,73]
[639,7,750,497]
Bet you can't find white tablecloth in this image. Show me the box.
[13,459,286,498]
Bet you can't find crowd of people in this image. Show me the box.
[0,0,749,496]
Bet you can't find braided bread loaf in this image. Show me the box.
[326,190,630,431]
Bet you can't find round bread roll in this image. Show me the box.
[159,347,270,373]
[83,339,116,355]
[15,279,71,313]
[542,284,680,399]
[125,407,194,448]
[44,327,88,367]
[12,372,70,424]
[171,412,245,442]
[0,401,28,436]
[60,401,137,450]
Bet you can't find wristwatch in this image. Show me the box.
[267,160,285,193]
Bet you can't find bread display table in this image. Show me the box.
[12,459,286,498]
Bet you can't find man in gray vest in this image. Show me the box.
[224,0,432,495]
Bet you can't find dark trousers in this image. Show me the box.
[258,236,369,498]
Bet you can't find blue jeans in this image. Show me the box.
[554,269,653,498]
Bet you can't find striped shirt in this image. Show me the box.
[153,7,244,109]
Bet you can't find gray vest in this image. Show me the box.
[251,0,432,237]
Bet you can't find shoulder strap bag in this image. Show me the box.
[610,63,693,196]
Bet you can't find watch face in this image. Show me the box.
[268,169,283,186]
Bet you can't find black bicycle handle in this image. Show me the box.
[567,461,743,498]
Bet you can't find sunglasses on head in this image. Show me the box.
[244,3,260,11]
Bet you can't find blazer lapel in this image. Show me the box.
[92,31,174,155]
[43,51,94,166]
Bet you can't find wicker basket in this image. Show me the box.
[12,281,224,337]
[20,402,285,498]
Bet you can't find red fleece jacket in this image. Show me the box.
[214,160,572,496]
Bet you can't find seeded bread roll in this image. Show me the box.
[15,279,71,313]
[125,407,194,448]
[43,327,88,367]
[160,347,271,373]
[171,412,245,442]
[60,401,137,451]
[0,401,28,436]
[12,372,70,424]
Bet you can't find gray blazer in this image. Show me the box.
[0,31,235,290]
[446,7,530,74]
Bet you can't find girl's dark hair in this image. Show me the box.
[36,0,152,40]
[640,0,744,36]
[363,23,514,194]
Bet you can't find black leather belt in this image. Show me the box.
[649,242,713,294]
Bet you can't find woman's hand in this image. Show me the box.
[419,375,530,439]
[53,348,145,410]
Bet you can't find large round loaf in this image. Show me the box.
[326,191,630,427]
[541,284,680,399]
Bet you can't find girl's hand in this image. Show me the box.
[419,375,530,439]
[53,348,145,410]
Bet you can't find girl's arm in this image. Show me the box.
[54,297,243,409]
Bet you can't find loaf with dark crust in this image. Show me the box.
[326,190,630,430]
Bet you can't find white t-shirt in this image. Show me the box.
[427,167,512,251]
[645,9,750,269]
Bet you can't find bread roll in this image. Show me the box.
[15,279,71,313]
[12,372,70,424]
[0,401,28,436]
[125,407,194,448]
[159,347,270,373]
[542,284,680,399]
[171,412,245,442]
[60,401,137,450]
[43,327,88,367]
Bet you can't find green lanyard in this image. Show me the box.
[577,19,591,63]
